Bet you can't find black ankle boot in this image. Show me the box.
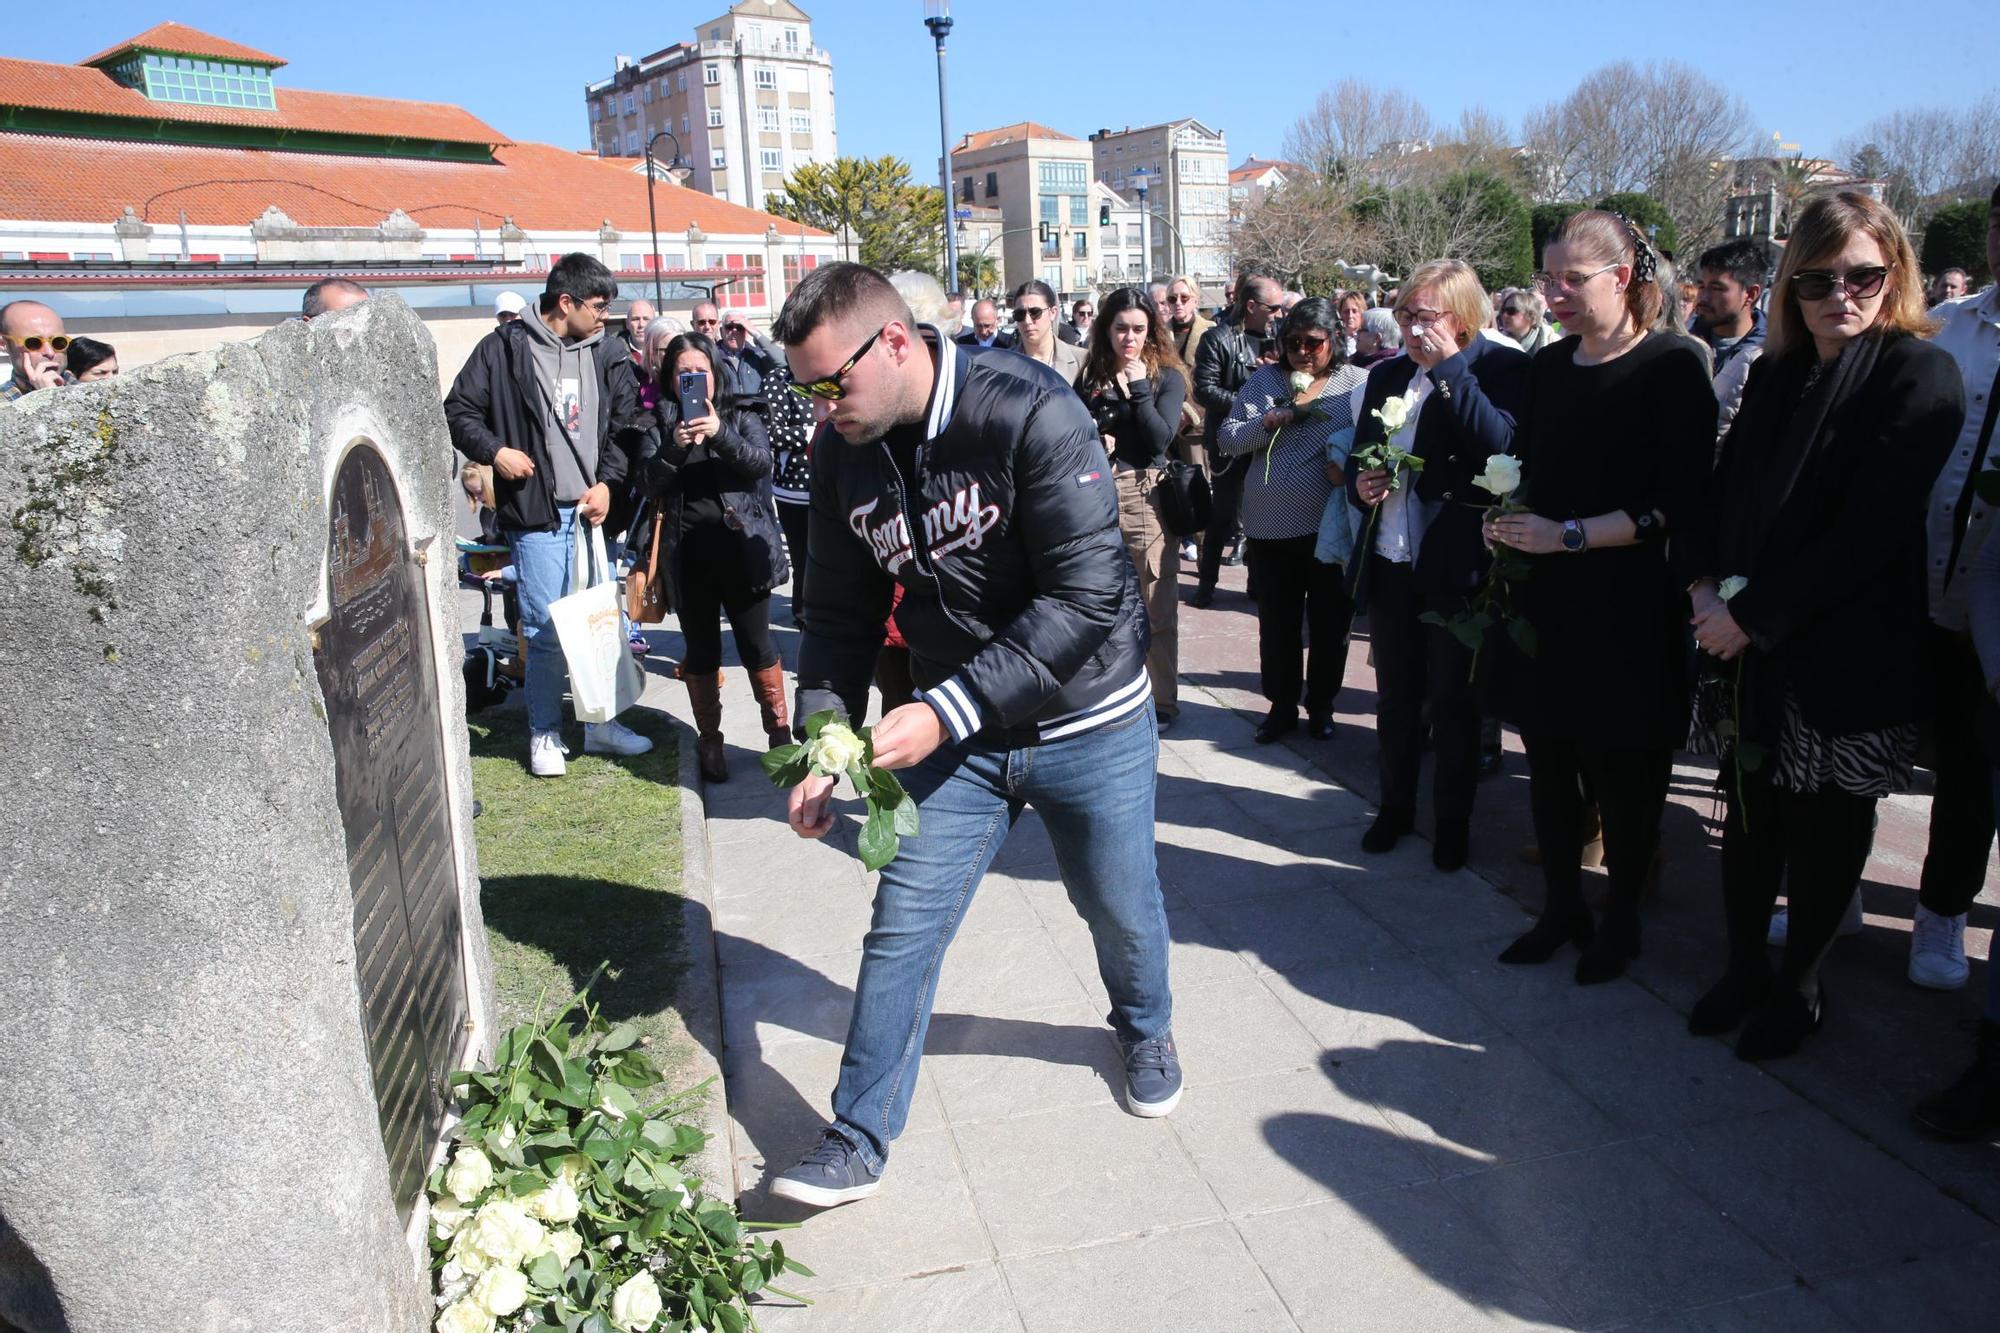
[1255,708,1298,744]
[1498,909,1594,965]
[1432,822,1470,872]
[1574,903,1641,985]
[1735,989,1825,1061]
[1361,809,1412,854]
[1688,967,1772,1036]
[1912,1020,2000,1141]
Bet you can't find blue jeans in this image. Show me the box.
[830,702,1172,1170]
[506,505,580,734]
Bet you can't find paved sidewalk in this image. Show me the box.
[668,565,1997,1332]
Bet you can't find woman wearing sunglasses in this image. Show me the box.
[1216,296,1369,743]
[645,330,792,783]
[1005,279,1085,386]
[1683,190,1964,1060]
[1076,286,1191,728]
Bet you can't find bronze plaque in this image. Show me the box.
[313,442,467,1223]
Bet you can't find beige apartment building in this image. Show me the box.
[949,122,1099,303]
[585,0,837,210]
[1089,119,1231,290]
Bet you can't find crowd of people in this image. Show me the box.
[9,182,1997,1188]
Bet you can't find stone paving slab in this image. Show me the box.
[638,568,1999,1330]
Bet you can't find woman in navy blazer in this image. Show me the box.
[1348,261,1530,870]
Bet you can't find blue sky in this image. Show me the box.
[19,1,1998,178]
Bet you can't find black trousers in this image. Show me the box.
[1248,534,1354,716]
[677,526,779,675]
[1522,731,1670,919]
[776,498,811,629]
[1720,771,1877,1002]
[1919,625,1995,915]
[1369,556,1480,828]
[1197,458,1248,588]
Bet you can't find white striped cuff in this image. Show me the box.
[917,675,984,744]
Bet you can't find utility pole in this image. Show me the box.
[923,3,958,291]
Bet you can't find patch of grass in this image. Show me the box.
[468,704,689,1078]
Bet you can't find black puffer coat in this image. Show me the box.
[645,396,790,603]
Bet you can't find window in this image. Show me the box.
[1043,266,1062,292]
[1075,265,1089,290]
[712,149,727,168]
[961,177,974,202]
[677,72,685,91]
[1125,224,1143,246]
[754,67,776,89]
[783,252,819,289]
[704,63,720,84]
[1072,232,1088,258]
[758,107,780,131]
[1040,196,1058,224]
[720,253,766,307]
[708,107,724,127]
[985,171,997,199]
[590,102,601,122]
[641,83,653,104]
[761,149,783,173]
[680,114,689,134]
[790,110,812,134]
[784,26,801,51]
[624,94,635,116]
[1100,223,1117,250]
[1069,194,1087,227]
[1037,161,1086,193]
[709,26,722,39]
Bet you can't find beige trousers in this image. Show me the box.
[1115,467,1180,718]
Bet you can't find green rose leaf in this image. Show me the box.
[802,709,838,740]
[529,1251,563,1290]
[1417,611,1449,629]
[869,766,909,807]
[597,1023,639,1053]
[717,1300,747,1333]
[892,793,921,837]
[760,743,810,787]
[857,801,900,872]
[579,1314,614,1333]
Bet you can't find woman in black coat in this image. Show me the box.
[1349,260,1530,871]
[646,331,792,782]
[1684,191,1965,1060]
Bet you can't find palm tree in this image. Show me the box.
[957,252,998,299]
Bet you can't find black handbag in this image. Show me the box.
[1157,460,1212,537]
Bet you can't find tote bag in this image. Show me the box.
[549,521,645,724]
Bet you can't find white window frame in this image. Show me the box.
[711,149,727,169]
[757,107,780,131]
[704,63,720,85]
[707,106,724,128]
[760,149,783,173]
[754,66,776,89]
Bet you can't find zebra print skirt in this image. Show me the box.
[1769,687,1916,798]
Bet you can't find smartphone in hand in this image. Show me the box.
[677,370,711,423]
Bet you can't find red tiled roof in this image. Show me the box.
[0,132,828,238]
[83,22,287,69]
[953,122,1079,154]
[0,55,506,146]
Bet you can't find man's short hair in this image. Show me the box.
[1695,238,1771,292]
[301,278,367,318]
[541,253,618,314]
[1943,267,1969,282]
[771,261,914,346]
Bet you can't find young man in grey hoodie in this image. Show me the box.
[445,253,651,775]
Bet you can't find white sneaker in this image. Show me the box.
[530,730,567,777]
[1909,905,1970,990]
[1766,893,1865,947]
[584,719,654,756]
[1179,539,1198,562]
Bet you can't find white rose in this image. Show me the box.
[435,1299,496,1333]
[1718,575,1749,602]
[546,1228,584,1266]
[436,1259,473,1308]
[451,1198,547,1274]
[523,1177,580,1224]
[609,1271,664,1332]
[471,1267,529,1318]
[1288,370,1313,395]
[1375,394,1413,435]
[444,1147,493,1203]
[431,1196,473,1241]
[1475,454,1522,498]
[603,1233,623,1252]
[805,722,865,776]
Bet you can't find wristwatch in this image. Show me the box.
[1561,519,1588,553]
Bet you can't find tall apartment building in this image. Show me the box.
[584,0,836,210]
[949,122,1098,303]
[1088,119,1231,289]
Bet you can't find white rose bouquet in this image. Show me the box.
[424,978,812,1332]
[1421,453,1536,679]
[762,710,921,871]
[1349,389,1428,557]
[1259,369,1340,483]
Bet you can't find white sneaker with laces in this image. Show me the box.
[1909,905,1969,990]
[530,730,567,777]
[584,719,654,756]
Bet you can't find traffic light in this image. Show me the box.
[1098,202,1111,226]
[1038,221,1051,244]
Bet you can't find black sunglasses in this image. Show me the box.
[789,326,885,401]
[1790,265,1890,302]
[1011,306,1051,321]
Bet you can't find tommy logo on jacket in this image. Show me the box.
[848,480,1004,575]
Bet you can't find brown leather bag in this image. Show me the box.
[625,510,671,625]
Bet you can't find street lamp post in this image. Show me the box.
[643,129,693,308]
[923,3,958,292]
[1129,168,1153,285]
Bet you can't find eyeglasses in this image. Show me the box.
[6,334,72,352]
[1790,265,1890,302]
[1285,334,1330,352]
[1011,306,1050,322]
[692,317,720,329]
[1165,292,1196,304]
[788,326,885,401]
[1392,308,1446,326]
[1244,295,1281,311]
[1499,306,1524,318]
[1533,263,1621,292]
[1075,308,1094,317]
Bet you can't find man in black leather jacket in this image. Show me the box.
[1192,271,1282,605]
[762,263,1180,1209]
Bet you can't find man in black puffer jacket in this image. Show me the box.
[763,263,1179,1210]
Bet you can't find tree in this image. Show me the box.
[1596,192,1678,259]
[1531,203,1581,265]
[1282,79,1434,189]
[1921,199,1991,284]
[1228,178,1374,295]
[1358,169,1533,291]
[956,251,998,299]
[764,156,945,278]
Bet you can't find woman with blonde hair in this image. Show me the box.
[1349,260,1530,869]
[1484,210,1715,983]
[1683,190,1963,1059]
[1076,285,1190,726]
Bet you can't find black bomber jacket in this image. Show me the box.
[795,329,1150,746]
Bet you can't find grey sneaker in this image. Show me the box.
[769,1129,881,1208]
[1123,1033,1183,1118]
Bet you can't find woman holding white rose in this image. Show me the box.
[1683,191,1963,1060]
[1346,260,1529,871]
[1217,296,1369,743]
[1484,210,1715,984]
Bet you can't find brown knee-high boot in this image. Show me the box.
[682,668,728,783]
[748,661,793,749]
